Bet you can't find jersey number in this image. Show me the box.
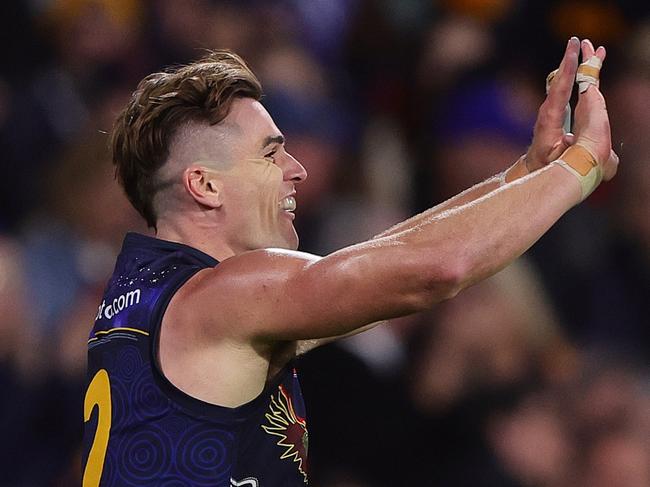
[83,369,112,487]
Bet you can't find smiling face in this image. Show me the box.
[177,97,308,253]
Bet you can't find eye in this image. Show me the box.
[264,149,278,163]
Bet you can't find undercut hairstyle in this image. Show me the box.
[111,50,263,229]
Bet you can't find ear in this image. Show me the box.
[183,167,223,208]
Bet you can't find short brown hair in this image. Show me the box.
[111,50,263,228]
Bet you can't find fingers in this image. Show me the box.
[581,39,595,60]
[577,39,605,94]
[572,39,613,166]
[546,37,580,113]
[580,39,606,63]
[560,37,581,77]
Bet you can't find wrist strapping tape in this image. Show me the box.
[554,145,602,200]
[576,55,602,93]
[504,155,529,183]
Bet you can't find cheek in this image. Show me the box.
[225,163,283,217]
[260,165,284,201]
[238,168,283,225]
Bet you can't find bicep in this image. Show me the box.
[267,244,433,340]
[193,244,449,343]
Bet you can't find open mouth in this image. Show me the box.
[279,196,296,212]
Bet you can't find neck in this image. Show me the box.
[155,215,237,262]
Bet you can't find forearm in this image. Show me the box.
[375,156,528,239]
[390,162,581,298]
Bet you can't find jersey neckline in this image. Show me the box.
[123,232,220,267]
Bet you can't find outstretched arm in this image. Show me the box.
[203,159,583,343]
[185,38,617,345]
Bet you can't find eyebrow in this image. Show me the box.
[260,134,285,151]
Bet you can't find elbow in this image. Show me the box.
[428,257,466,301]
[405,255,467,311]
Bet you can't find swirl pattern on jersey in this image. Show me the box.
[132,365,172,422]
[160,414,190,439]
[115,345,142,382]
[177,424,235,486]
[117,424,173,484]
[159,478,194,487]
[108,378,130,433]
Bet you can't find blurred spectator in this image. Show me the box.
[488,358,650,487]
[0,237,40,382]
[430,75,537,199]
[149,0,261,65]
[400,259,572,486]
[410,259,571,414]
[574,363,650,486]
[488,395,573,487]
[21,132,143,334]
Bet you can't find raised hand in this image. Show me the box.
[525,37,581,171]
[572,39,619,182]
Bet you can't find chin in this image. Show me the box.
[255,223,299,251]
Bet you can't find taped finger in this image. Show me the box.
[576,55,602,93]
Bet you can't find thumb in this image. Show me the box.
[563,133,575,146]
[548,134,573,161]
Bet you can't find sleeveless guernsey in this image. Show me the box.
[82,233,308,486]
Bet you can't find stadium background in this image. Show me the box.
[1,0,649,485]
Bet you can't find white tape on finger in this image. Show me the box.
[576,55,602,93]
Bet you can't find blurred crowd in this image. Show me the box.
[0,0,648,485]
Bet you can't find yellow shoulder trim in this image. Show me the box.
[88,327,149,343]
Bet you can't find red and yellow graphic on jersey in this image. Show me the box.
[261,384,308,482]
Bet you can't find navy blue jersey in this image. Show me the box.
[83,233,308,486]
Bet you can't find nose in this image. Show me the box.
[282,152,308,183]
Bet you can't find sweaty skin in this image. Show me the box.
[198,157,294,253]
[196,158,293,250]
[156,39,617,410]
